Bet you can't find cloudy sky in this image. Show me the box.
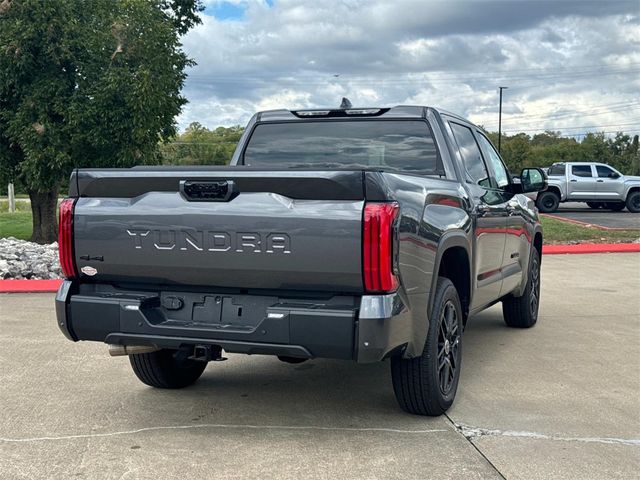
[177,0,639,137]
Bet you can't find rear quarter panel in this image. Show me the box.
[379,173,472,357]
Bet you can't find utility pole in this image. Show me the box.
[498,86,508,153]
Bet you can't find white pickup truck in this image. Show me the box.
[536,162,640,213]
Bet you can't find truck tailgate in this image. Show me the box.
[71,169,365,292]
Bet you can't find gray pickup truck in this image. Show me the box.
[536,162,640,213]
[55,106,546,416]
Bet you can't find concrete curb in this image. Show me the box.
[1,243,639,293]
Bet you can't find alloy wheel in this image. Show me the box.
[529,255,540,319]
[437,300,460,396]
[543,196,555,209]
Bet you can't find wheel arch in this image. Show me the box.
[625,185,640,198]
[533,229,543,257]
[428,232,472,326]
[544,185,562,199]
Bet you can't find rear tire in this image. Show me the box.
[626,191,640,213]
[390,277,463,416]
[586,202,602,209]
[130,349,207,389]
[536,191,560,213]
[502,247,541,328]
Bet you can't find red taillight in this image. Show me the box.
[58,198,77,279]
[363,202,399,293]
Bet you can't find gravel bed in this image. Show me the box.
[0,237,62,279]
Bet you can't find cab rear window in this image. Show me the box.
[243,120,442,174]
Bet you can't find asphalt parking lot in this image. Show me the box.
[1,253,639,480]
[550,202,640,229]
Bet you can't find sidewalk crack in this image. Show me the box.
[449,420,640,446]
[445,414,507,480]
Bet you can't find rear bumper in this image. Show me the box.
[55,281,410,363]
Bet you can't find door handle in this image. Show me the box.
[570,179,578,182]
[596,179,604,182]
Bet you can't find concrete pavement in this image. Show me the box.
[1,253,639,479]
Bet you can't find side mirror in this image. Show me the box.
[520,167,547,193]
[608,172,620,179]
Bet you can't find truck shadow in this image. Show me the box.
[125,309,511,426]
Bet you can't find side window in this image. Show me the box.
[548,164,566,176]
[571,165,593,177]
[449,122,490,188]
[476,133,510,188]
[596,165,615,178]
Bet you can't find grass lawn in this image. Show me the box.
[0,211,32,241]
[539,216,639,244]
[0,200,32,241]
[0,201,638,245]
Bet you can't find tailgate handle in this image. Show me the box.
[180,180,238,202]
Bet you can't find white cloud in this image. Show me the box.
[177,0,640,137]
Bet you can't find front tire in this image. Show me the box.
[391,277,463,416]
[536,191,560,213]
[502,247,541,328]
[626,191,640,213]
[130,349,207,389]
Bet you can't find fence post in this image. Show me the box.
[8,182,15,213]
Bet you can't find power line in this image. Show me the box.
[482,106,640,130]
[498,123,640,133]
[496,102,640,123]
[186,62,640,81]
[185,67,640,88]
[571,130,640,138]
[203,62,638,80]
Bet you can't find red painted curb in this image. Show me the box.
[542,243,640,254]
[0,279,63,293]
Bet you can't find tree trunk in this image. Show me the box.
[29,188,59,244]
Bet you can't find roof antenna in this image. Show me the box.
[339,97,352,109]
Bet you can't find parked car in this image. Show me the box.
[537,162,640,213]
[55,105,547,416]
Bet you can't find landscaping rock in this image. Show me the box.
[0,237,62,279]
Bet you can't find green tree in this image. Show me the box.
[0,0,203,243]
[161,123,244,166]
[500,133,531,172]
[579,132,612,165]
[484,128,637,176]
[530,131,563,147]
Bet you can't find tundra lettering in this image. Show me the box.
[127,229,291,253]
